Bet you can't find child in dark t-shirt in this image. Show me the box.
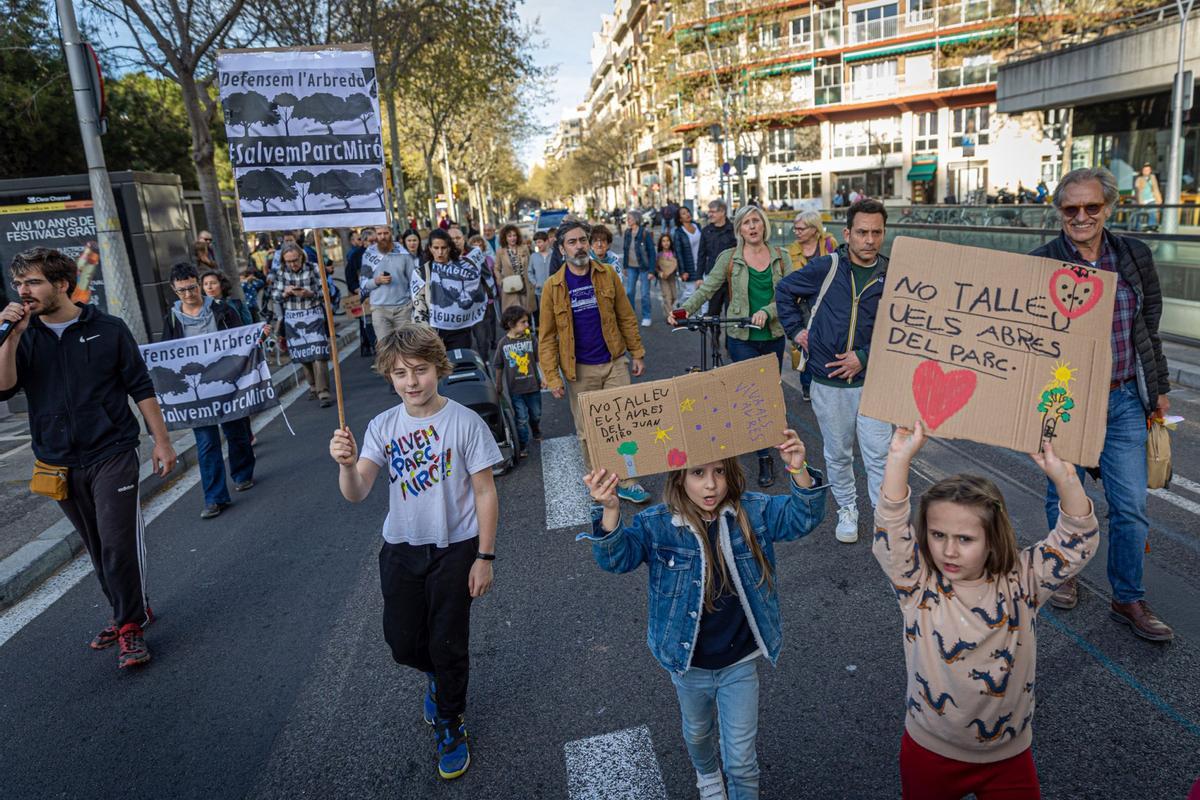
[492,305,545,455]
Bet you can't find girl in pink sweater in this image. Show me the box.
[874,421,1097,800]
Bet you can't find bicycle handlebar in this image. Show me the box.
[671,314,762,331]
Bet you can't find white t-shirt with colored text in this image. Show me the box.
[360,399,502,546]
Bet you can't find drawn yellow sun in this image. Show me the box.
[1049,361,1076,389]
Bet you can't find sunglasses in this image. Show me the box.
[1059,204,1104,218]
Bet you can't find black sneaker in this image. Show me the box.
[200,502,230,519]
[757,456,776,488]
[801,385,811,402]
[234,479,255,492]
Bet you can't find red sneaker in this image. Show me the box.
[117,623,151,669]
[90,622,119,650]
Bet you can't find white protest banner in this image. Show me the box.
[216,45,388,232]
[140,325,278,431]
[410,249,491,330]
[283,306,332,363]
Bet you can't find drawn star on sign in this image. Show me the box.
[654,426,674,443]
[679,398,696,413]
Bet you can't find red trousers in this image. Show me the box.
[900,731,1041,800]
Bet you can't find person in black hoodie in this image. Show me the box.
[0,247,176,670]
[161,263,257,521]
[694,198,738,317]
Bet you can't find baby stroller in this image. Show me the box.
[439,348,521,475]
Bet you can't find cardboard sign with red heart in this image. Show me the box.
[860,238,1115,467]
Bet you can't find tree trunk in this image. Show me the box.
[424,152,438,227]
[180,72,244,300]
[385,88,408,225]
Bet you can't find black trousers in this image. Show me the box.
[379,537,476,719]
[57,449,149,627]
[437,327,474,352]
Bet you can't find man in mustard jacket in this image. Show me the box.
[539,220,651,503]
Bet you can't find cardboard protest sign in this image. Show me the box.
[341,293,371,318]
[216,45,388,231]
[141,324,278,431]
[860,237,1115,467]
[579,355,787,478]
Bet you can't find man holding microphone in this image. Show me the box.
[0,248,176,669]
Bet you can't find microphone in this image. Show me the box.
[0,319,13,349]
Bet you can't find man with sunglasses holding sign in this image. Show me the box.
[1030,167,1173,642]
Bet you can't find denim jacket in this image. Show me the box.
[577,472,827,675]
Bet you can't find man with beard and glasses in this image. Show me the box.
[539,220,651,504]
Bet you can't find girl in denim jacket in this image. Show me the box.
[580,429,826,800]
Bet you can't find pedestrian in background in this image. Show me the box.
[361,224,417,341]
[655,232,678,319]
[673,206,701,283]
[202,269,252,325]
[785,210,838,401]
[495,224,534,313]
[1031,166,1174,642]
[264,243,333,407]
[621,211,657,327]
[529,230,552,325]
[695,199,737,318]
[1,247,176,669]
[492,304,544,456]
[240,265,264,323]
[411,229,491,352]
[589,224,622,280]
[581,429,823,800]
[194,238,218,274]
[403,230,422,259]
[467,232,500,358]
[660,197,679,235]
[1134,162,1163,231]
[675,204,792,488]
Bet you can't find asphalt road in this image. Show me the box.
[2,312,1198,799]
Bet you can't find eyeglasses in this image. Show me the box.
[174,284,200,295]
[1059,204,1104,218]
[11,278,47,291]
[283,258,303,266]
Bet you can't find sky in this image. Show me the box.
[516,0,614,170]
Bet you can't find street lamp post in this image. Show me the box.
[693,23,733,209]
[1164,0,1195,234]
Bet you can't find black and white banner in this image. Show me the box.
[282,306,331,363]
[216,45,388,231]
[140,325,278,431]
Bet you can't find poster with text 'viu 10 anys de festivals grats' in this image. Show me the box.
[216,45,388,232]
[860,237,1116,468]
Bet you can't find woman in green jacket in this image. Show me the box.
[671,204,792,487]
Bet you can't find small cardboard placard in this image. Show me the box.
[341,294,371,318]
[579,355,788,478]
[860,237,1115,467]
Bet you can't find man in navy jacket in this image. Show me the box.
[0,247,176,669]
[775,199,891,545]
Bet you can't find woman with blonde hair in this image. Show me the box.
[787,210,838,269]
[671,204,793,488]
[495,223,535,313]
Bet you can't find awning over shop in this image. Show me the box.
[843,40,935,63]
[907,158,937,181]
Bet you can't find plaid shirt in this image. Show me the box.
[264,263,324,324]
[1063,231,1136,383]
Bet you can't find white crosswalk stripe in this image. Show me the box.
[564,725,669,800]
[541,434,594,530]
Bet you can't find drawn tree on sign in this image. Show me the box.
[357,168,385,209]
[179,362,208,401]
[344,93,374,134]
[201,353,252,393]
[272,92,299,135]
[293,92,348,134]
[292,169,315,211]
[310,169,364,210]
[149,365,190,399]
[223,91,279,137]
[238,169,298,213]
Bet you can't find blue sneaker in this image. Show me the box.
[435,715,471,780]
[616,482,651,504]
[422,672,437,726]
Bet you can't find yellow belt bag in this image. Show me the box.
[31,459,69,501]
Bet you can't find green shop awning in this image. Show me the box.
[843,40,935,63]
[749,59,813,78]
[907,159,937,181]
[937,26,1013,46]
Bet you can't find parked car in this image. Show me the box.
[534,208,570,233]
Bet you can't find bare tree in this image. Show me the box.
[87,0,259,296]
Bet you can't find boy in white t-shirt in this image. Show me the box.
[329,324,501,781]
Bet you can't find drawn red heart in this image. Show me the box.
[912,360,977,430]
[1049,267,1104,319]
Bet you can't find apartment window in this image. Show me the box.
[952,105,991,147]
[768,173,822,203]
[768,128,817,163]
[1041,154,1061,184]
[814,59,843,105]
[1042,108,1070,141]
[914,111,938,152]
[850,2,898,43]
[760,22,783,47]
[908,0,935,23]
[791,73,813,104]
[832,117,902,158]
[816,4,843,49]
[789,16,812,45]
[850,59,897,100]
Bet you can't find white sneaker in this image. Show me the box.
[641,318,652,327]
[696,770,728,800]
[835,505,859,543]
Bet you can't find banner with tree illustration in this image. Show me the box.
[216,46,388,231]
[140,324,278,431]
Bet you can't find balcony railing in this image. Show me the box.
[675,0,1018,37]
[937,62,998,89]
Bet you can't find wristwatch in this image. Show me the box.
[476,552,496,561]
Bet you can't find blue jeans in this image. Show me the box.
[1045,379,1149,603]
[511,391,542,448]
[194,417,255,506]
[671,658,760,800]
[726,337,786,457]
[624,266,653,320]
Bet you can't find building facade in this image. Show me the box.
[572,0,1073,213]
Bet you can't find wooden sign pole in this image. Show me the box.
[312,233,347,429]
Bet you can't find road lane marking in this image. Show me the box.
[1149,487,1200,517]
[542,435,594,530]
[0,353,341,648]
[564,725,669,800]
[1166,474,1200,498]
